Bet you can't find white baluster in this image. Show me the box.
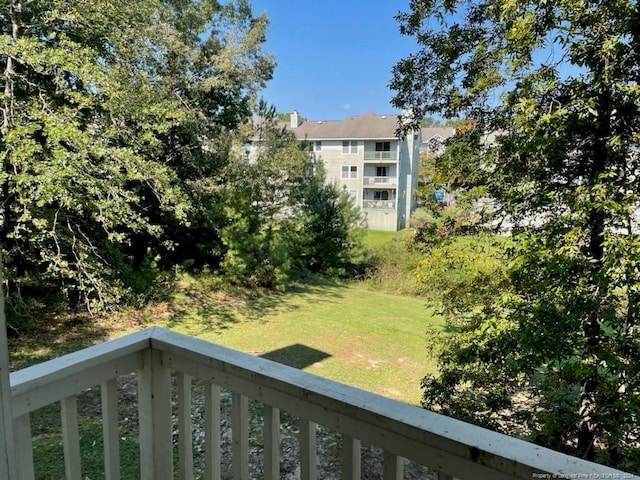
[342,435,361,480]
[232,392,248,480]
[61,395,81,480]
[383,451,404,480]
[14,414,34,480]
[204,383,221,480]
[263,405,280,480]
[101,379,120,480]
[300,419,317,480]
[177,372,193,480]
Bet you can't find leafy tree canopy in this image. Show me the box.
[0,0,274,312]
[220,103,366,289]
[392,0,640,469]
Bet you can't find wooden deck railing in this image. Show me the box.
[9,327,638,480]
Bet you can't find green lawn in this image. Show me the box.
[362,229,408,249]
[10,275,443,406]
[13,274,444,478]
[160,276,444,405]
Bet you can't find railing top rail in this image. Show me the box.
[149,328,634,480]
[10,327,153,397]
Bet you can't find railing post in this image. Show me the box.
[138,348,172,480]
[0,258,17,479]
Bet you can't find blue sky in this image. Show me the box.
[250,1,417,121]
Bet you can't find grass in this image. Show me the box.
[12,273,444,478]
[10,275,443,406]
[159,275,444,405]
[362,229,408,249]
[9,229,449,477]
[32,416,140,479]
[362,228,429,297]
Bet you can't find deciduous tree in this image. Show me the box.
[0,0,273,312]
[392,0,640,468]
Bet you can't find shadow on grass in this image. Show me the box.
[259,343,332,369]
[7,275,181,370]
[9,315,112,370]
[8,275,350,369]
[164,275,348,334]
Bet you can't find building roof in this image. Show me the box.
[420,127,456,143]
[291,112,404,141]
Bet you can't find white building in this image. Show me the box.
[287,111,421,231]
[420,127,456,155]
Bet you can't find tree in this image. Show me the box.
[392,0,640,469]
[0,0,273,313]
[134,1,275,271]
[416,121,489,214]
[420,117,442,127]
[220,106,366,288]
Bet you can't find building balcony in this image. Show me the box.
[363,200,396,209]
[8,327,632,480]
[363,151,398,162]
[363,176,398,187]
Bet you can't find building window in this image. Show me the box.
[342,140,358,154]
[315,141,322,151]
[376,166,388,177]
[348,190,357,203]
[341,165,357,179]
[374,191,390,201]
[375,141,391,152]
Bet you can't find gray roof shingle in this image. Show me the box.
[291,112,402,140]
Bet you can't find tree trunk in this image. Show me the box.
[1,1,22,252]
[576,92,611,461]
[3,0,20,132]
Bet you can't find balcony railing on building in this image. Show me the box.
[364,151,398,162]
[363,176,398,187]
[5,327,636,480]
[363,200,396,210]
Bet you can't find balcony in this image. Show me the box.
[364,151,398,162]
[363,176,398,187]
[6,327,632,480]
[363,200,396,209]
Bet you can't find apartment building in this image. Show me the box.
[288,111,421,231]
[420,127,455,154]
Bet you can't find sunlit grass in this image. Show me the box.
[160,276,443,405]
[362,229,409,249]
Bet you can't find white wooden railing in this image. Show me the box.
[363,200,397,209]
[364,151,398,161]
[364,176,398,186]
[9,327,637,479]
